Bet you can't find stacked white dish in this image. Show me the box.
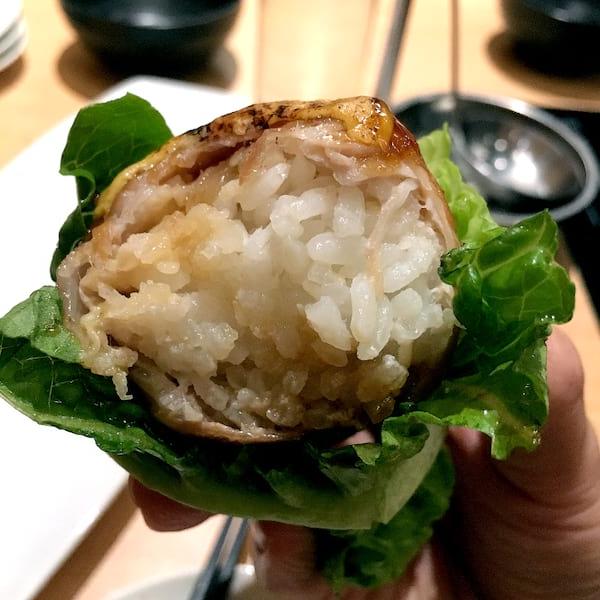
[0,0,26,72]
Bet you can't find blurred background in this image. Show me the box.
[0,1,598,599]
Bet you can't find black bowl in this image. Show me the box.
[394,93,599,224]
[500,0,600,74]
[60,0,240,73]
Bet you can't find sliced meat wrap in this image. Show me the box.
[57,97,458,442]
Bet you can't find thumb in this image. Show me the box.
[493,328,600,505]
[252,521,331,599]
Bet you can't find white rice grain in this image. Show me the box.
[305,296,352,351]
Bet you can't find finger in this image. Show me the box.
[252,521,332,599]
[128,478,210,531]
[252,523,464,599]
[445,329,600,599]
[250,431,373,598]
[448,329,600,505]
[493,328,600,505]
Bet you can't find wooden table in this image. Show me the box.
[0,1,597,598]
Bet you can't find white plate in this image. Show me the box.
[0,76,249,600]
[0,12,23,48]
[0,0,22,38]
[0,18,26,72]
[109,564,279,600]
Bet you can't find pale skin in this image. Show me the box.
[130,330,600,599]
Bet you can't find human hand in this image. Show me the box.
[130,329,600,599]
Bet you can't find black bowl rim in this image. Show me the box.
[60,0,240,31]
[502,0,600,28]
[393,92,600,224]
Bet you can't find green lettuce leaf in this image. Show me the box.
[419,126,501,247]
[316,448,454,590]
[401,211,574,459]
[0,286,81,363]
[442,212,573,365]
[413,130,575,458]
[0,335,183,457]
[50,94,172,279]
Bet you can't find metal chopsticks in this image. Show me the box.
[187,517,250,600]
[375,0,413,101]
